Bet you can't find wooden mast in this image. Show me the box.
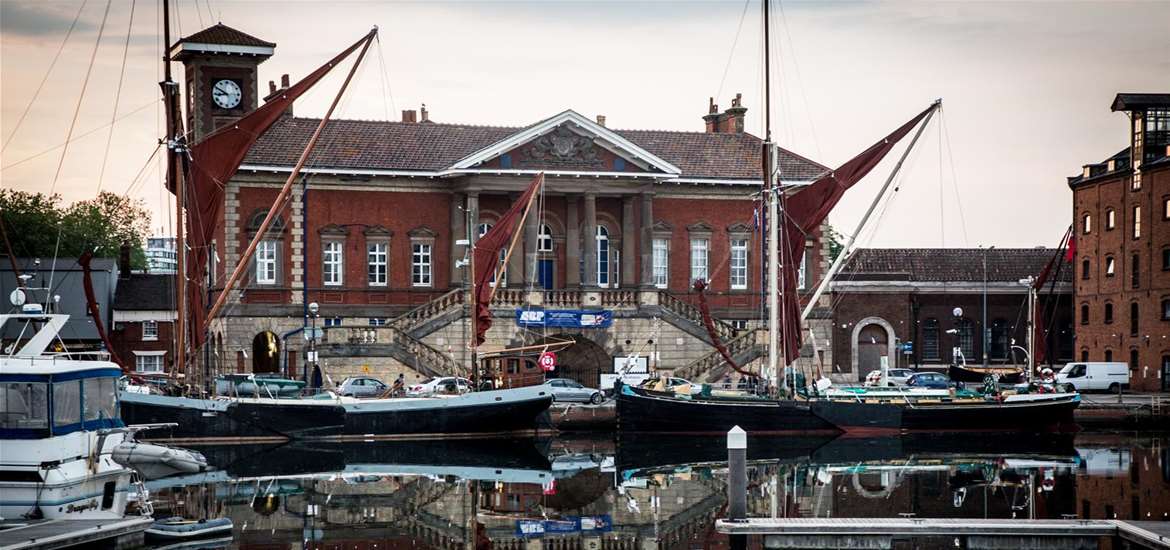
[160,0,188,384]
[201,30,378,331]
[763,0,782,393]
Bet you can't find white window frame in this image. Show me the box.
[652,238,669,289]
[478,223,506,287]
[323,317,343,327]
[1133,205,1141,239]
[597,225,610,288]
[256,240,277,285]
[797,251,808,290]
[142,320,158,341]
[412,243,433,287]
[323,240,344,286]
[537,224,553,252]
[730,238,748,290]
[368,318,387,327]
[1106,209,1116,230]
[133,351,166,374]
[1082,214,1092,234]
[367,241,388,287]
[1106,256,1116,276]
[690,238,709,283]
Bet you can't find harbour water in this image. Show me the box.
[138,431,1169,549]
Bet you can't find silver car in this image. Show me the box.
[337,376,389,398]
[544,378,605,404]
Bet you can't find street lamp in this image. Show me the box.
[307,301,319,386]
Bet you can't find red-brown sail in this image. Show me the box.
[1032,226,1073,364]
[472,174,544,346]
[181,32,373,346]
[777,105,935,364]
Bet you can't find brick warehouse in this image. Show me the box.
[172,24,834,386]
[1068,93,1170,393]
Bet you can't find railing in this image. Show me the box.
[599,289,638,307]
[489,288,527,308]
[675,328,764,381]
[657,291,736,341]
[322,326,464,378]
[391,288,464,332]
[544,290,582,308]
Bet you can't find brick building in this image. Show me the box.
[110,271,176,377]
[829,248,1073,381]
[1067,93,1170,393]
[172,24,832,386]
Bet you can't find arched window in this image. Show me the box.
[1105,256,1115,276]
[1132,254,1140,289]
[990,319,1010,360]
[1080,303,1090,325]
[956,318,975,361]
[1082,213,1092,234]
[1130,302,1139,337]
[1162,298,1170,321]
[596,225,610,288]
[1104,302,1114,324]
[478,223,506,287]
[1081,349,1089,362]
[537,224,553,252]
[1105,349,1113,362]
[1105,208,1116,230]
[921,318,940,360]
[1082,258,1091,280]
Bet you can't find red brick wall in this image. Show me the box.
[1072,163,1170,392]
[110,318,173,372]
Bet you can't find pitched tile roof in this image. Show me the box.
[839,248,1073,284]
[113,274,176,311]
[175,23,275,48]
[242,117,828,181]
[1111,93,1170,111]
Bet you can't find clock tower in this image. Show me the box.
[169,23,275,143]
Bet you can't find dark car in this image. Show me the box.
[905,372,951,389]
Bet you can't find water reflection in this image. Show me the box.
[144,432,1168,549]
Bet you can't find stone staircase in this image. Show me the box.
[391,288,465,337]
[673,327,766,382]
[321,325,466,378]
[656,291,737,343]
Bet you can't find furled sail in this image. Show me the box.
[1032,226,1073,364]
[472,173,544,346]
[181,33,373,346]
[777,105,935,364]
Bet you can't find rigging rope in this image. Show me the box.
[1,100,156,172]
[48,0,114,196]
[714,0,751,104]
[2,0,89,153]
[98,0,137,193]
[940,109,970,245]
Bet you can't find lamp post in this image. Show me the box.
[981,246,994,368]
[306,301,319,385]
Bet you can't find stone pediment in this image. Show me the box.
[318,223,349,236]
[652,220,674,232]
[363,225,393,237]
[726,222,752,235]
[408,226,438,239]
[686,221,713,235]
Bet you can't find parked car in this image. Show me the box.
[407,376,472,397]
[544,378,605,404]
[864,368,916,386]
[336,376,389,398]
[905,372,951,389]
[1054,362,1129,392]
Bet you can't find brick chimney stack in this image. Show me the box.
[420,104,431,123]
[596,115,606,127]
[703,93,748,134]
[263,73,294,116]
[118,242,131,279]
[401,110,417,123]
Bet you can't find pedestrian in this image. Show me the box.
[391,373,405,397]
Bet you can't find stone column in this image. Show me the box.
[506,192,524,287]
[621,195,635,287]
[466,192,480,244]
[640,192,655,287]
[524,195,540,286]
[566,195,580,287]
[582,192,598,287]
[290,185,305,304]
[450,193,466,287]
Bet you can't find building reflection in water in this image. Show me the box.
[145,433,1168,550]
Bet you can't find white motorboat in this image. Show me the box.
[0,303,138,520]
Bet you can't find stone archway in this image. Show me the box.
[252,331,281,374]
[536,333,610,388]
[851,316,898,381]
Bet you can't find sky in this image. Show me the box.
[2,0,1168,249]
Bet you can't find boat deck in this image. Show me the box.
[0,516,153,550]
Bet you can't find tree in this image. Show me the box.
[0,190,153,269]
[823,223,845,263]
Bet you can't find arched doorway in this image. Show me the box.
[252,331,281,374]
[536,334,609,388]
[851,317,896,380]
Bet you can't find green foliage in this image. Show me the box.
[0,190,152,269]
[823,223,845,263]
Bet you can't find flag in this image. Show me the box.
[472,173,544,346]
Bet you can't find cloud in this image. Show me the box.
[0,2,92,37]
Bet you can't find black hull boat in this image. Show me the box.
[948,364,1025,384]
[122,385,553,441]
[810,392,1080,434]
[616,385,839,435]
[616,433,838,475]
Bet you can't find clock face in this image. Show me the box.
[211,79,242,109]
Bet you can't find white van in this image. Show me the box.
[1055,362,1130,392]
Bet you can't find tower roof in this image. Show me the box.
[170,23,275,60]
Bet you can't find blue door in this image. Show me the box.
[538,260,554,289]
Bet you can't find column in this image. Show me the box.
[640,192,655,287]
[582,192,598,287]
[506,192,524,287]
[566,195,580,287]
[449,193,466,287]
[523,195,540,286]
[621,195,635,287]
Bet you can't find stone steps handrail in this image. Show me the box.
[599,289,638,307]
[391,288,465,332]
[322,326,465,378]
[675,327,764,380]
[657,291,737,341]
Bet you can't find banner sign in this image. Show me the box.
[515,515,613,537]
[515,309,613,329]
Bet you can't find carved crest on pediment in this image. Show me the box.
[525,126,600,165]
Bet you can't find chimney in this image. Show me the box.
[118,242,131,279]
[262,73,294,117]
[401,110,417,123]
[596,115,606,127]
[720,93,747,133]
[703,97,721,133]
[420,103,431,123]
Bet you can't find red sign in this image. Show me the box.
[538,352,557,372]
